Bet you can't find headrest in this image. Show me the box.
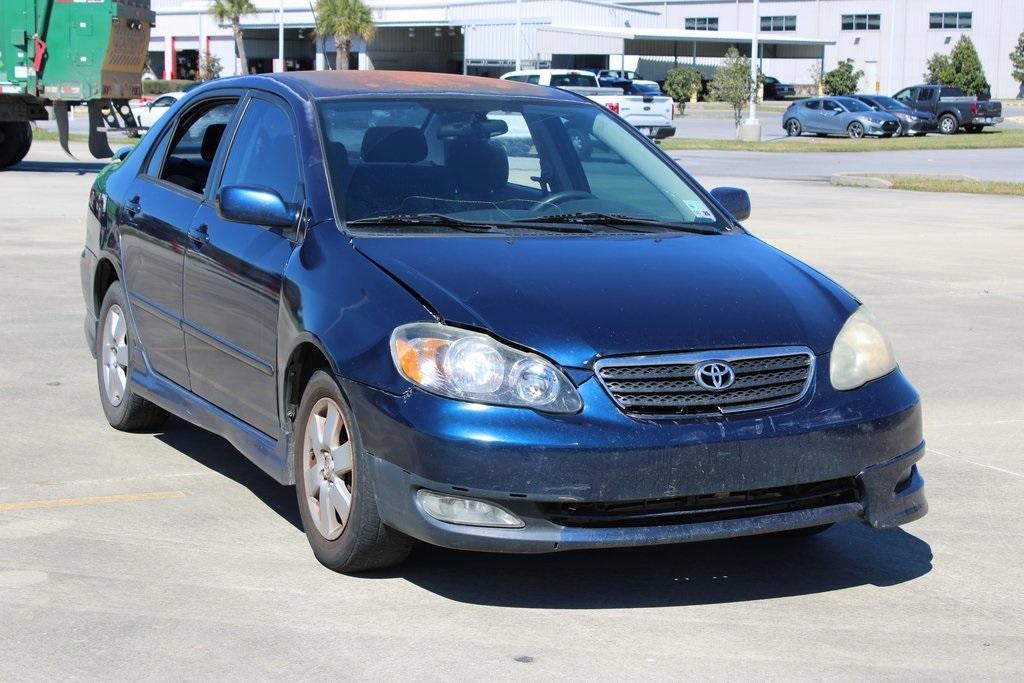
[201,123,227,162]
[360,126,427,163]
[447,140,509,194]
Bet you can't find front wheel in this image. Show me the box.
[847,121,865,139]
[0,121,32,170]
[938,114,959,135]
[785,119,801,137]
[294,371,412,573]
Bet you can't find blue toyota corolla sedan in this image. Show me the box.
[81,72,926,572]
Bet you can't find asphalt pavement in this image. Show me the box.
[1,141,1022,679]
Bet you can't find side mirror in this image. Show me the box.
[113,146,134,162]
[216,185,297,227]
[710,186,750,222]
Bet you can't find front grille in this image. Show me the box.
[882,121,899,131]
[543,478,857,528]
[594,347,813,417]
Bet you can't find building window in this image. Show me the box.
[760,15,796,32]
[929,12,972,29]
[685,17,719,31]
[842,14,881,31]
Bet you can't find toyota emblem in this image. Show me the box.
[694,361,736,390]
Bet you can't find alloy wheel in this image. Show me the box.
[847,122,864,139]
[786,120,800,137]
[302,397,354,540]
[101,304,129,406]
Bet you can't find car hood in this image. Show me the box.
[353,233,857,368]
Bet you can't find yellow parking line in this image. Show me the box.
[0,490,186,511]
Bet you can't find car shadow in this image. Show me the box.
[12,160,106,175]
[152,416,303,532]
[153,416,932,609]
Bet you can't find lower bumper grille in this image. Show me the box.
[594,347,814,417]
[543,478,858,528]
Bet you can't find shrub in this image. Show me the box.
[925,36,990,97]
[822,59,864,95]
[664,67,702,104]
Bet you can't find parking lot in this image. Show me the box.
[2,140,1023,678]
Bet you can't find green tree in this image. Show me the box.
[198,51,223,82]
[1012,31,1024,95]
[924,53,955,85]
[664,67,702,109]
[925,36,990,96]
[822,59,864,95]
[210,0,256,75]
[707,48,754,128]
[316,0,376,71]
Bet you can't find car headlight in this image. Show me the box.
[895,112,914,122]
[390,323,582,413]
[829,308,898,391]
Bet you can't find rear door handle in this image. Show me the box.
[188,223,210,247]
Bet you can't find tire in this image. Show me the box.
[769,523,834,538]
[938,114,959,135]
[847,121,865,139]
[293,370,413,573]
[784,118,801,137]
[0,121,32,170]
[96,283,168,431]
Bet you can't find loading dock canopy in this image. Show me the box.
[537,26,833,60]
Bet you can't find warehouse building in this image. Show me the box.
[149,0,1024,98]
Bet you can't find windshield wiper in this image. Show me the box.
[346,213,500,232]
[347,212,597,234]
[511,212,721,235]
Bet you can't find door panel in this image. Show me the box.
[119,179,198,387]
[183,95,302,437]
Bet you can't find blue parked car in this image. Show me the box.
[784,96,901,138]
[82,72,926,572]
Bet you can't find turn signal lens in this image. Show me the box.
[390,323,582,413]
[417,489,524,528]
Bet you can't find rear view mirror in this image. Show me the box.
[710,186,751,222]
[217,185,297,227]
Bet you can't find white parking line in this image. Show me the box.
[927,447,1024,479]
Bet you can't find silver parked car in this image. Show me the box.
[783,97,900,139]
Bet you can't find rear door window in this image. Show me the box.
[157,100,238,195]
[805,100,821,110]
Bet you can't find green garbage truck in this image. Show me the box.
[0,0,153,169]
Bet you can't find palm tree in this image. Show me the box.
[315,0,375,71]
[210,0,257,75]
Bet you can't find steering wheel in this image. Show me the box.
[534,190,594,212]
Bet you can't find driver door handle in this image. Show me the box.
[188,223,210,247]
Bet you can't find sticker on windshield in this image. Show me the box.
[684,199,715,221]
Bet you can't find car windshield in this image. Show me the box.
[835,97,872,112]
[870,96,908,110]
[317,96,725,233]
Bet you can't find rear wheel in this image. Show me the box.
[294,371,412,573]
[96,284,168,431]
[0,121,32,170]
[785,119,801,137]
[938,114,959,135]
[846,121,865,139]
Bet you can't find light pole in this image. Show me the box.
[739,0,762,140]
[277,0,285,72]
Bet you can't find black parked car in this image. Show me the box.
[762,76,795,100]
[853,95,938,136]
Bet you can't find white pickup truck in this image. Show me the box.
[500,69,676,140]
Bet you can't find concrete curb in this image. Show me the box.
[830,172,978,189]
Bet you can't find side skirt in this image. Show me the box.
[130,361,292,485]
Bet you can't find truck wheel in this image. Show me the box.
[96,284,168,431]
[294,371,413,573]
[938,114,959,135]
[0,121,32,170]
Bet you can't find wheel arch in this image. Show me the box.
[93,255,121,316]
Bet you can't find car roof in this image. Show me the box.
[252,70,580,101]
